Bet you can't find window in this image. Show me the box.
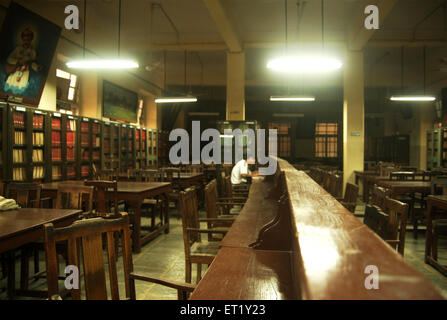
[315,122,338,158]
[269,122,291,157]
[56,68,79,113]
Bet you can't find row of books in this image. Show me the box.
[12,167,26,181]
[92,124,100,134]
[92,151,100,161]
[94,137,100,147]
[81,122,89,132]
[67,166,76,178]
[67,119,76,131]
[33,132,44,145]
[67,131,76,147]
[52,132,61,146]
[52,148,61,161]
[33,114,44,129]
[14,131,25,145]
[81,165,89,176]
[13,111,25,127]
[52,166,62,180]
[67,148,76,161]
[32,166,44,179]
[52,118,61,130]
[13,149,25,163]
[32,149,44,162]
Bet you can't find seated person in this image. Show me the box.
[231,156,259,185]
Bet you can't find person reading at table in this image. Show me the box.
[231,156,259,185]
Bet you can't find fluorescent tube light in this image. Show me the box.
[267,56,342,73]
[66,59,139,69]
[188,112,219,116]
[273,113,304,118]
[155,97,198,103]
[270,96,315,102]
[390,96,436,102]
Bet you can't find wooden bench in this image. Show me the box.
[190,158,445,300]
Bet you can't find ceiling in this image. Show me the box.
[7,0,447,98]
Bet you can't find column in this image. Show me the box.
[343,51,365,191]
[226,52,245,121]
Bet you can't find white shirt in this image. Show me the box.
[231,159,251,184]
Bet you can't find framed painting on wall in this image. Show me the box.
[0,2,61,106]
[103,80,138,123]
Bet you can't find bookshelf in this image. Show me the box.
[0,103,6,182]
[427,129,442,169]
[0,103,158,182]
[158,130,169,166]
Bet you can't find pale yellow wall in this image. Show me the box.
[226,52,245,121]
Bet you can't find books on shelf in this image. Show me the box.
[33,114,44,129]
[92,151,100,160]
[12,167,25,181]
[82,150,89,160]
[81,121,89,132]
[52,131,61,146]
[92,123,100,134]
[13,149,24,163]
[95,137,100,147]
[81,165,89,176]
[67,119,76,131]
[52,148,61,161]
[104,140,110,153]
[33,132,44,145]
[14,131,25,144]
[66,131,76,147]
[32,166,44,179]
[13,112,25,127]
[52,166,61,180]
[52,117,61,130]
[67,165,76,178]
[81,133,89,147]
[67,147,75,161]
[33,149,44,162]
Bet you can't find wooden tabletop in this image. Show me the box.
[190,247,296,300]
[41,181,171,194]
[377,180,431,195]
[0,208,81,254]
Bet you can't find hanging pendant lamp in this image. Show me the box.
[66,0,138,70]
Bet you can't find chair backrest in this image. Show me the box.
[84,180,118,217]
[44,213,133,300]
[382,197,409,255]
[99,169,116,181]
[364,204,389,237]
[329,174,342,198]
[6,182,41,208]
[370,185,390,209]
[162,168,181,182]
[430,175,447,195]
[343,183,359,204]
[55,184,94,216]
[179,187,200,259]
[322,171,331,190]
[135,169,161,182]
[205,180,219,219]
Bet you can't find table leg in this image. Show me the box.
[424,201,433,264]
[162,193,170,234]
[7,251,15,300]
[129,199,143,254]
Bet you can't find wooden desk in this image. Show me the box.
[41,181,172,253]
[0,208,81,298]
[376,180,431,197]
[191,159,444,300]
[169,173,204,189]
[424,195,447,276]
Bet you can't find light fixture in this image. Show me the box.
[390,46,436,102]
[270,96,315,102]
[66,0,138,70]
[273,113,304,117]
[266,0,342,74]
[390,96,436,102]
[155,97,198,103]
[156,50,197,104]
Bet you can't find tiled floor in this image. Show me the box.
[1,204,447,300]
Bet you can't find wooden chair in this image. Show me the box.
[328,174,342,198]
[55,184,94,218]
[44,213,195,300]
[135,169,163,229]
[336,183,359,213]
[370,185,390,209]
[4,183,46,294]
[179,187,227,283]
[84,180,119,217]
[162,168,181,209]
[382,197,409,255]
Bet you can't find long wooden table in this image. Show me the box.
[0,208,82,298]
[376,180,431,197]
[191,159,444,300]
[40,181,172,253]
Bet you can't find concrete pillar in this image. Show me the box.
[80,71,101,118]
[226,52,245,121]
[144,94,158,129]
[343,51,365,190]
[410,104,434,170]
